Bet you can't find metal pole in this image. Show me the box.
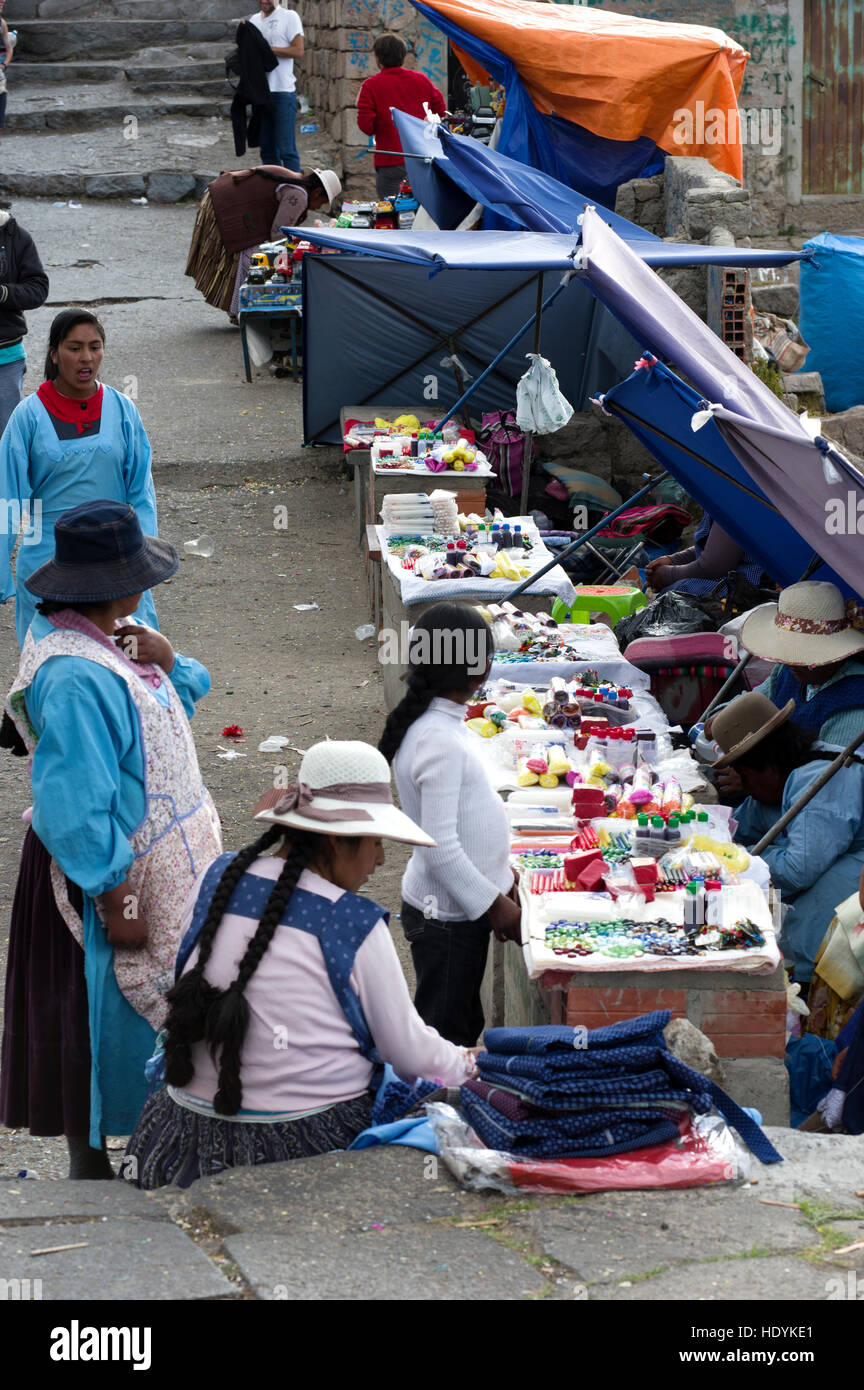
[699,652,754,725]
[502,472,667,604]
[750,729,864,856]
[437,279,569,430]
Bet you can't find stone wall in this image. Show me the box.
[302,0,447,197]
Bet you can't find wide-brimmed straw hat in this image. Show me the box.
[25,500,178,602]
[312,169,341,212]
[741,582,864,669]
[712,693,796,769]
[254,740,435,845]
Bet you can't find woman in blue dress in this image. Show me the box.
[0,308,158,649]
[0,501,222,1178]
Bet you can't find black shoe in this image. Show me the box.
[67,1134,115,1180]
[0,199,12,211]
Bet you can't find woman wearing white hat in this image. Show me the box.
[706,582,864,796]
[712,693,864,984]
[124,740,474,1189]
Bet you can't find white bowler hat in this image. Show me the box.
[313,168,342,212]
[741,581,864,669]
[254,740,434,846]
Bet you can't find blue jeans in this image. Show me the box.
[258,92,299,172]
[0,358,25,438]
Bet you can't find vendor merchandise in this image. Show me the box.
[460,1013,782,1163]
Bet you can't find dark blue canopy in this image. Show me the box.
[599,359,851,596]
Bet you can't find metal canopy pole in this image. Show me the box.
[436,277,570,430]
[750,729,864,856]
[502,471,668,604]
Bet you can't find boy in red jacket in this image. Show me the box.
[357,33,446,199]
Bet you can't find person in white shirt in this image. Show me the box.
[380,603,522,1047]
[247,0,304,172]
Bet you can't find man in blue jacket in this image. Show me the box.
[0,209,49,437]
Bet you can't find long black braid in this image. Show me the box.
[379,601,493,763]
[163,824,317,1113]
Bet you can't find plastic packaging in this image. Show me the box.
[616,591,717,646]
[183,536,215,558]
[426,1104,751,1195]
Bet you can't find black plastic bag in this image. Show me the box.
[615,590,720,647]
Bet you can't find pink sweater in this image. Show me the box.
[178,858,471,1115]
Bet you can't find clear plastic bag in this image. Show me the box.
[426,1102,751,1195]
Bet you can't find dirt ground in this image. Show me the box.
[0,198,415,1179]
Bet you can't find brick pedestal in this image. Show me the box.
[481,941,790,1126]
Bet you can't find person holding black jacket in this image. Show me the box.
[0,208,49,437]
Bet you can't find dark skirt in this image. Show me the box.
[0,827,91,1137]
[124,1085,376,1190]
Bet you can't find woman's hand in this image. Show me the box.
[713,765,743,796]
[831,1046,849,1082]
[488,892,522,944]
[97,881,148,949]
[115,624,175,673]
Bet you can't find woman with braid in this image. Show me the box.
[380,604,522,1049]
[124,741,473,1189]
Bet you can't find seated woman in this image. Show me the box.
[710,693,864,985]
[124,740,473,1189]
[646,512,767,599]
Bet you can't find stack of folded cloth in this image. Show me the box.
[460,1011,782,1163]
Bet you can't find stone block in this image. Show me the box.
[756,1128,864,1203]
[821,405,864,463]
[0,1180,168,1225]
[146,170,197,203]
[589,1254,838,1301]
[533,1188,811,1286]
[225,1226,547,1300]
[84,173,147,198]
[723,1057,789,1127]
[0,1219,235,1300]
[783,370,825,413]
[664,1017,726,1085]
[752,282,800,318]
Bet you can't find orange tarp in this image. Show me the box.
[427,0,748,180]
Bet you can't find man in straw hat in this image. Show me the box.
[706,581,864,795]
[711,693,864,983]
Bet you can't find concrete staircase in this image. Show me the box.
[0,1,332,201]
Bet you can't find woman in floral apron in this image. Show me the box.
[0,500,222,1177]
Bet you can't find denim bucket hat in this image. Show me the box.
[25,500,179,602]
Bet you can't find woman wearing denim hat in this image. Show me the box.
[124,741,473,1190]
[0,500,222,1178]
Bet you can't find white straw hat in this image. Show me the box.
[740,582,864,669]
[253,740,434,846]
[313,168,342,212]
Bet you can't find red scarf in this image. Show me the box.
[37,380,104,434]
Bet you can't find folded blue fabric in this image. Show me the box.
[461,1090,681,1158]
[478,1043,670,1082]
[476,1064,697,1113]
[469,1013,783,1164]
[483,1012,670,1055]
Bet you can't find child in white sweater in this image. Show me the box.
[380,603,522,1045]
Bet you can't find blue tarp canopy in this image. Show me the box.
[295,208,861,597]
[393,110,660,238]
[600,359,850,595]
[287,224,810,273]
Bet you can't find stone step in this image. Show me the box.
[131,79,233,98]
[6,97,232,133]
[9,62,127,85]
[10,59,229,86]
[14,19,234,62]
[14,1,245,16]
